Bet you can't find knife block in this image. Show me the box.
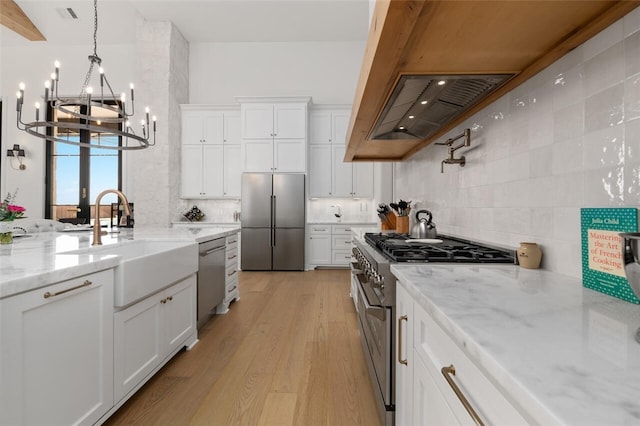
[381,212,396,230]
[395,216,409,234]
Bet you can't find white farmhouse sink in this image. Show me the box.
[61,240,198,307]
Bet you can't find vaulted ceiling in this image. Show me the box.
[0,0,370,46]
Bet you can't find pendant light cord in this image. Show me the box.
[80,0,100,96]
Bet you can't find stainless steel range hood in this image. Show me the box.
[370,74,514,140]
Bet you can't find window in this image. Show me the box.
[45,102,122,225]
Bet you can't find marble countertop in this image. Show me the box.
[0,226,239,300]
[392,264,640,425]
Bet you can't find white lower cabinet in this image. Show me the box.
[395,283,414,426]
[216,232,240,314]
[396,280,528,426]
[0,270,115,426]
[307,225,332,266]
[114,275,196,403]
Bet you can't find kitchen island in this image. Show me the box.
[0,225,239,299]
[0,225,239,426]
[393,264,640,425]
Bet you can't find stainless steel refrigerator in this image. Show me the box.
[241,173,305,270]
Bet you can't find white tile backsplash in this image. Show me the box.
[394,10,640,278]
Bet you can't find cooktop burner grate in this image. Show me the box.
[364,232,515,263]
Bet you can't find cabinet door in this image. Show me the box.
[113,291,164,403]
[182,145,205,198]
[242,103,274,139]
[223,145,241,197]
[413,354,465,426]
[353,162,374,198]
[309,110,332,143]
[332,145,353,197]
[396,283,414,426]
[331,110,351,144]
[243,139,274,172]
[203,144,224,197]
[1,271,114,426]
[223,111,241,144]
[182,111,204,143]
[274,103,307,139]
[164,277,197,354]
[309,144,332,197]
[308,234,331,265]
[274,139,306,172]
[203,111,224,144]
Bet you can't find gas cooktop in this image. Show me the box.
[364,232,515,263]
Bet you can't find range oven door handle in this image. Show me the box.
[356,274,386,322]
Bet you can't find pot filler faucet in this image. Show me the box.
[92,189,131,246]
[436,128,471,173]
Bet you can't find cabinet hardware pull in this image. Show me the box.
[227,270,238,277]
[441,365,485,426]
[167,296,173,302]
[161,298,167,304]
[43,280,92,299]
[398,315,408,365]
[228,286,237,293]
[228,254,237,260]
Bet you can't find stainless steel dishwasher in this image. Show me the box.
[197,237,226,329]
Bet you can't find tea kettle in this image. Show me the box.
[412,209,437,238]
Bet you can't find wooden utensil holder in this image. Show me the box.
[381,212,396,230]
[395,216,409,234]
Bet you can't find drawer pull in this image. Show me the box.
[227,270,238,277]
[398,315,408,365]
[228,285,237,293]
[43,280,92,299]
[441,365,485,426]
[227,254,237,260]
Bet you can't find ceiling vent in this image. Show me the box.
[56,8,78,20]
[371,74,514,140]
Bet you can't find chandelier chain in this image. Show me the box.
[81,0,100,96]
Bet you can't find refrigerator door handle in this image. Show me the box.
[270,195,275,247]
[272,195,276,228]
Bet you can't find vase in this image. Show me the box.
[517,242,542,269]
[0,221,13,245]
[0,231,13,245]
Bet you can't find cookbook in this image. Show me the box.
[581,208,639,304]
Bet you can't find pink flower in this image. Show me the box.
[7,205,25,214]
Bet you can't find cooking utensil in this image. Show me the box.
[411,209,437,238]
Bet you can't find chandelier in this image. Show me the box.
[16,0,156,150]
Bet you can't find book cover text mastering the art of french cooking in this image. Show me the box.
[581,208,639,304]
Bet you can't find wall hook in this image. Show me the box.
[436,128,470,173]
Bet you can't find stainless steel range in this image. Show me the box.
[351,232,515,426]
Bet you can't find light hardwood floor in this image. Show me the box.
[105,269,382,426]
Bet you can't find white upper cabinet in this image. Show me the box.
[223,111,241,144]
[239,97,309,173]
[182,110,224,144]
[309,108,350,144]
[308,106,373,198]
[180,105,241,199]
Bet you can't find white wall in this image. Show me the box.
[188,41,365,105]
[394,7,640,278]
[1,43,135,216]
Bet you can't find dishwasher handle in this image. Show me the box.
[200,246,225,256]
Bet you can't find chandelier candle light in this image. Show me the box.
[16,0,156,150]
